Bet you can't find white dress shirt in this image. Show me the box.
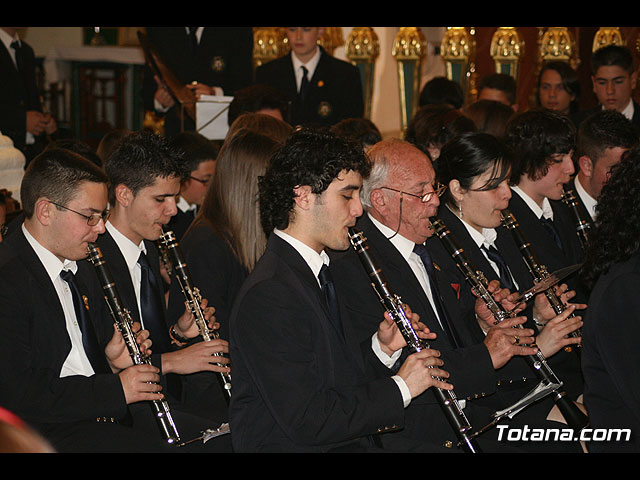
[22,224,95,378]
[291,46,321,92]
[453,208,519,291]
[106,221,148,326]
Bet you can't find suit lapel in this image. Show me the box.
[10,230,72,356]
[96,230,141,323]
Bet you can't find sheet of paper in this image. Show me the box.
[196,95,233,140]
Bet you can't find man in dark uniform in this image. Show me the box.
[570,109,639,227]
[0,147,172,453]
[229,128,452,453]
[142,27,254,138]
[572,44,640,133]
[255,27,364,128]
[0,27,57,167]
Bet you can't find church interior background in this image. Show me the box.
[12,26,640,148]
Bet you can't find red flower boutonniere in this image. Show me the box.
[450,283,461,300]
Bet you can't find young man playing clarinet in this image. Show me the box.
[229,128,454,453]
[98,131,231,451]
[0,148,173,452]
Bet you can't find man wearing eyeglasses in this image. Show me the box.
[0,147,175,452]
[166,132,219,242]
[329,138,539,451]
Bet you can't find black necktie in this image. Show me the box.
[540,216,563,251]
[413,244,463,348]
[318,263,343,337]
[10,40,22,73]
[481,244,516,292]
[60,269,110,374]
[187,27,198,54]
[299,66,310,103]
[138,251,171,353]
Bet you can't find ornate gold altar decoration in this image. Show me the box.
[592,27,625,51]
[490,27,524,81]
[346,27,380,119]
[392,27,427,132]
[538,27,578,68]
[253,27,288,68]
[441,27,477,105]
[319,27,344,56]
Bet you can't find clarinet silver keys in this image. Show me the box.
[430,216,589,435]
[158,230,232,400]
[86,242,182,445]
[348,227,481,453]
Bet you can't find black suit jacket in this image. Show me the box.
[582,253,640,452]
[229,234,407,452]
[0,38,46,163]
[0,229,127,428]
[328,214,510,449]
[507,189,588,303]
[255,47,364,127]
[143,27,254,138]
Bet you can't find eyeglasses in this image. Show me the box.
[50,201,110,226]
[189,175,211,186]
[380,182,447,203]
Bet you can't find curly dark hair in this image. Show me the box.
[581,146,640,289]
[258,127,371,234]
[504,109,575,184]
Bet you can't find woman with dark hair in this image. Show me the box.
[536,61,581,116]
[432,132,584,363]
[580,146,640,452]
[427,133,586,449]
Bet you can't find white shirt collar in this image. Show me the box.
[176,196,196,213]
[291,46,321,87]
[573,175,597,220]
[511,185,554,220]
[184,27,203,42]
[367,213,416,261]
[0,29,19,65]
[273,228,330,285]
[22,223,77,281]
[604,98,634,121]
[106,221,147,271]
[451,205,498,249]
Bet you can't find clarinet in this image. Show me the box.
[347,228,481,453]
[500,209,582,350]
[86,243,182,445]
[561,185,591,252]
[158,230,232,400]
[429,216,589,435]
